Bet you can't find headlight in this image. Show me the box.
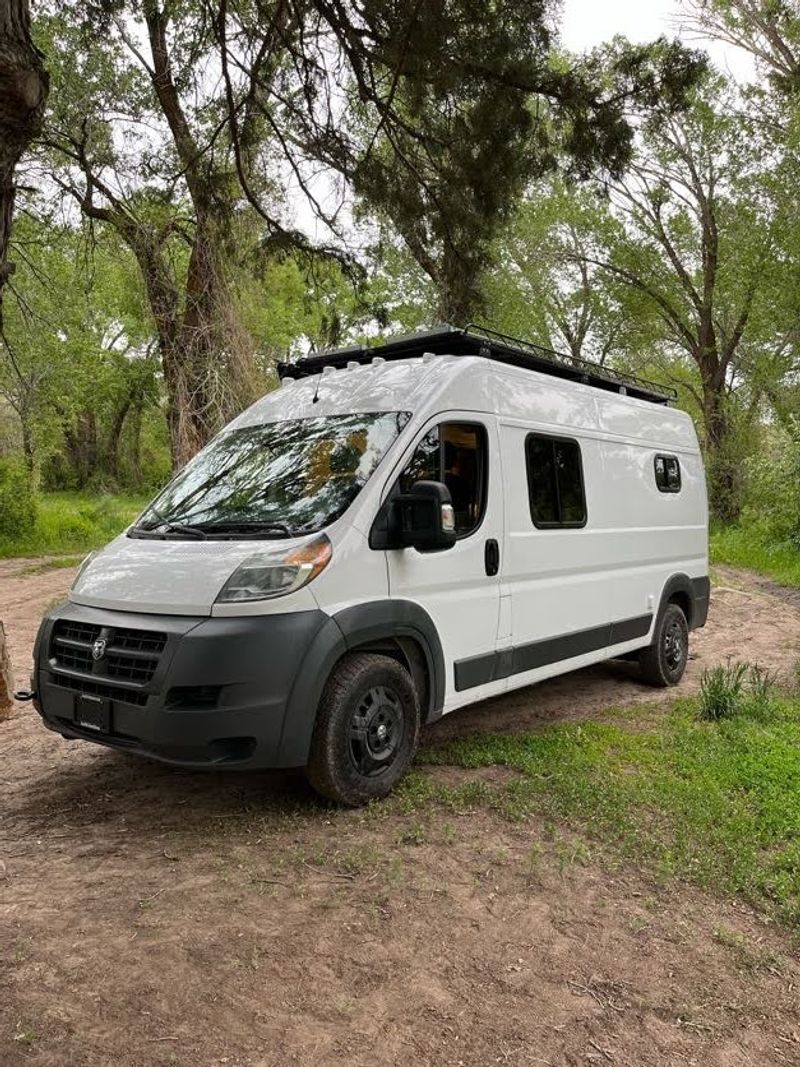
[71,551,97,590]
[215,533,332,603]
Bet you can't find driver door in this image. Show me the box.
[385,413,505,711]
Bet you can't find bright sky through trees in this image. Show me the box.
[561,0,756,80]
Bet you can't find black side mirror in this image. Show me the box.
[370,480,457,552]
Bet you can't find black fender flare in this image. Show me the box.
[276,600,445,767]
[656,573,710,632]
[333,599,446,722]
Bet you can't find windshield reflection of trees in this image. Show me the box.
[142,412,409,534]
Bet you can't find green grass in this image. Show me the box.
[412,696,800,926]
[0,491,148,559]
[711,524,800,588]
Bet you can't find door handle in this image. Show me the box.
[485,539,500,577]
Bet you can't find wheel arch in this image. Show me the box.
[657,573,702,631]
[333,600,445,724]
[276,600,445,768]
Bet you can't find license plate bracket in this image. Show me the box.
[74,693,110,733]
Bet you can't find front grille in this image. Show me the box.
[50,618,168,702]
[55,644,94,673]
[57,621,101,644]
[106,653,159,683]
[51,672,150,707]
[112,628,167,655]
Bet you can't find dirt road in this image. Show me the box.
[2,559,800,1067]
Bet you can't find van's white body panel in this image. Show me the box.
[69,352,708,716]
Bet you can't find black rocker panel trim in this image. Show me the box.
[454,613,653,693]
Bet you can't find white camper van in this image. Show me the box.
[27,327,709,805]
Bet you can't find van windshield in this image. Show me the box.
[131,411,410,540]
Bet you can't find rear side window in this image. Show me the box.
[400,421,487,537]
[655,454,681,493]
[525,434,586,529]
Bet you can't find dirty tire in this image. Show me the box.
[639,602,689,687]
[305,653,420,807]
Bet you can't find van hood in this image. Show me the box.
[69,533,304,616]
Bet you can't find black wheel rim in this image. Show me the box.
[664,619,685,672]
[349,685,404,779]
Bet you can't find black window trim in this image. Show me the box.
[397,418,490,541]
[654,453,682,494]
[525,431,588,530]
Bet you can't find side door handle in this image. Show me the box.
[485,538,500,577]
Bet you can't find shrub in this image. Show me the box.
[0,457,37,538]
[740,419,800,547]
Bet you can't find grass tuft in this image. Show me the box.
[698,661,748,721]
[698,661,779,722]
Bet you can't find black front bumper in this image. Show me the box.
[34,602,334,769]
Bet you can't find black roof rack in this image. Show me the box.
[276,324,677,406]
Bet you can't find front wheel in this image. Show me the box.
[638,602,689,687]
[305,653,420,806]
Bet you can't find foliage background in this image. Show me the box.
[2,1,800,567]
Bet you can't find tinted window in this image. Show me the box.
[655,454,681,493]
[400,422,487,537]
[526,434,586,528]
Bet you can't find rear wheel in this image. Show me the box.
[306,653,420,806]
[639,602,689,687]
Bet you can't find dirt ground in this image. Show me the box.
[3,559,800,1067]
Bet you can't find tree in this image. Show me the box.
[684,1,800,91]
[215,2,706,323]
[484,181,658,364]
[38,6,262,467]
[0,0,48,317]
[580,76,792,520]
[0,214,166,487]
[35,3,704,468]
[0,0,48,716]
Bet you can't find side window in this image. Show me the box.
[655,454,681,493]
[399,422,487,537]
[525,434,586,529]
[400,426,440,491]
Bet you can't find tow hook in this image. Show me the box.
[14,689,36,703]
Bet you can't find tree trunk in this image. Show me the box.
[63,409,100,488]
[142,4,258,468]
[137,219,258,470]
[105,396,132,482]
[19,402,36,483]
[0,620,13,721]
[128,402,144,482]
[0,0,48,316]
[437,243,485,326]
[702,377,741,524]
[169,224,258,467]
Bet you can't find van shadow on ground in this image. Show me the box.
[7,657,649,845]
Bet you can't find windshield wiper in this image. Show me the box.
[135,506,208,540]
[194,520,296,538]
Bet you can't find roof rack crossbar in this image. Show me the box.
[276,325,677,406]
[463,323,675,403]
